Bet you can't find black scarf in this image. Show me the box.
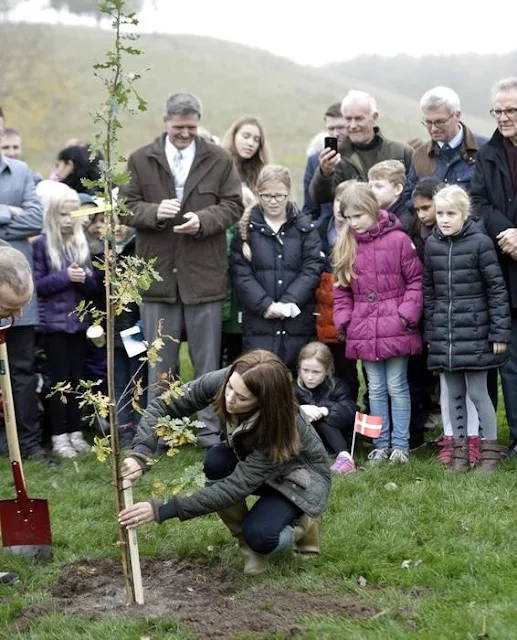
[503,136,517,194]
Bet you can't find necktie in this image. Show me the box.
[173,151,187,202]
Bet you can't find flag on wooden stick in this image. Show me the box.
[349,412,384,461]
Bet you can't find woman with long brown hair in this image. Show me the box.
[119,349,331,575]
[222,116,271,190]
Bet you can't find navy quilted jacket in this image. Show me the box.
[423,219,511,371]
[230,204,324,370]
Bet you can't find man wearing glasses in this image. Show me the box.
[402,86,487,203]
[123,92,243,449]
[302,102,347,225]
[471,77,517,459]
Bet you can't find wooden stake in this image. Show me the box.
[122,479,144,605]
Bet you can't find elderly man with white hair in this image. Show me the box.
[310,90,413,205]
[402,86,487,202]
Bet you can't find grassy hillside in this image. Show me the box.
[1,23,493,200]
[325,51,517,120]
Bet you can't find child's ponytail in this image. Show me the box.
[332,225,358,286]
[238,201,256,262]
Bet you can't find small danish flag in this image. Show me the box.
[354,411,382,438]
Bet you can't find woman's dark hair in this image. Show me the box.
[411,176,445,201]
[57,144,103,194]
[212,349,301,463]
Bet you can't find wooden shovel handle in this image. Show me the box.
[122,479,144,604]
[0,339,25,485]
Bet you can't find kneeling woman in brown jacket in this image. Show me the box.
[118,350,331,575]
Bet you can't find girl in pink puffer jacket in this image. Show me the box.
[332,181,423,463]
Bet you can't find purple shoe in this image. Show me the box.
[330,451,356,473]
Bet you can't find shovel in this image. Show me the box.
[0,319,53,561]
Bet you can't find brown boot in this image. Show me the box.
[294,515,322,555]
[237,536,269,575]
[451,438,469,472]
[217,502,269,575]
[479,440,507,473]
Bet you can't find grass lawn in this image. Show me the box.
[1,351,517,639]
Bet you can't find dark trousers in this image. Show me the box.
[314,418,353,454]
[1,326,41,456]
[487,368,498,411]
[327,342,360,403]
[501,315,517,441]
[220,333,243,369]
[44,332,87,436]
[114,347,148,428]
[204,443,302,554]
[407,352,431,443]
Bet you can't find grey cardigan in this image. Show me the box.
[130,368,331,521]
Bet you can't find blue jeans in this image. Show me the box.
[501,315,517,442]
[362,357,410,451]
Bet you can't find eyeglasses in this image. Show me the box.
[421,113,455,129]
[259,193,288,203]
[490,108,517,120]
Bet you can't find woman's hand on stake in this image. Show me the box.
[118,502,156,529]
[121,457,144,483]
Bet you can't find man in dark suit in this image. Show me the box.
[471,76,517,458]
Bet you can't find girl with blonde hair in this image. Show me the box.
[294,341,357,468]
[33,181,99,458]
[230,165,323,371]
[222,116,271,190]
[333,181,423,463]
[424,185,510,472]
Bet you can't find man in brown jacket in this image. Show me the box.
[124,92,243,448]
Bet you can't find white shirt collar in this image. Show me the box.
[437,126,463,149]
[164,135,196,163]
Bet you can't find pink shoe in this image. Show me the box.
[437,436,454,467]
[467,435,481,466]
[330,451,356,473]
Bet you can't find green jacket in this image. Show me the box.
[222,226,242,334]
[130,368,331,520]
[309,127,414,205]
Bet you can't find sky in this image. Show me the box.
[9,0,517,67]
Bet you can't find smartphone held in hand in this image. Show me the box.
[324,136,338,153]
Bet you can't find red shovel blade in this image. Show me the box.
[0,461,52,548]
[0,497,52,547]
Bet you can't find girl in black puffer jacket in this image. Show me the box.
[230,165,323,371]
[423,186,511,472]
[293,342,358,461]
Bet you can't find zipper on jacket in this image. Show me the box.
[447,240,453,370]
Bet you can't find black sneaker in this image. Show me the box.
[0,572,19,585]
[23,449,60,467]
[505,442,517,460]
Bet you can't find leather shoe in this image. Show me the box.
[505,442,517,460]
[23,449,60,467]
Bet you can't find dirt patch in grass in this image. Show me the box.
[13,556,379,639]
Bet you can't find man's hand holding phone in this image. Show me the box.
[319,137,341,176]
[173,212,200,235]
